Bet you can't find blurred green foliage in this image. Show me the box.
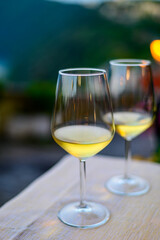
[1,1,160,115]
[25,81,56,113]
[3,1,160,84]
[25,81,55,99]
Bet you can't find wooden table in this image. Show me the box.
[0,155,160,240]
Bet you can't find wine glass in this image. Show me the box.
[104,59,155,196]
[51,68,115,228]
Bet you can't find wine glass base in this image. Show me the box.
[105,175,150,196]
[58,201,110,229]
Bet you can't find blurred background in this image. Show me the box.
[0,0,160,206]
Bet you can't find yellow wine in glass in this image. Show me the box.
[51,68,115,228]
[112,112,153,140]
[53,125,113,158]
[105,59,155,196]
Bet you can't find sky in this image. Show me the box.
[47,0,108,5]
[47,0,102,3]
[47,0,160,4]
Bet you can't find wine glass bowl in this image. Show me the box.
[51,68,115,228]
[105,59,155,196]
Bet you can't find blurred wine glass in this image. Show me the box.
[51,68,115,228]
[104,59,155,196]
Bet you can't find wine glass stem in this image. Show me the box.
[124,139,131,179]
[79,159,86,208]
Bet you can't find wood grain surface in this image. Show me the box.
[0,155,160,240]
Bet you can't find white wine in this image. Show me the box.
[104,112,154,140]
[53,125,114,159]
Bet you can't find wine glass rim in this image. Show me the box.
[110,59,151,66]
[59,68,106,76]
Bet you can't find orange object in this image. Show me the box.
[150,40,160,62]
